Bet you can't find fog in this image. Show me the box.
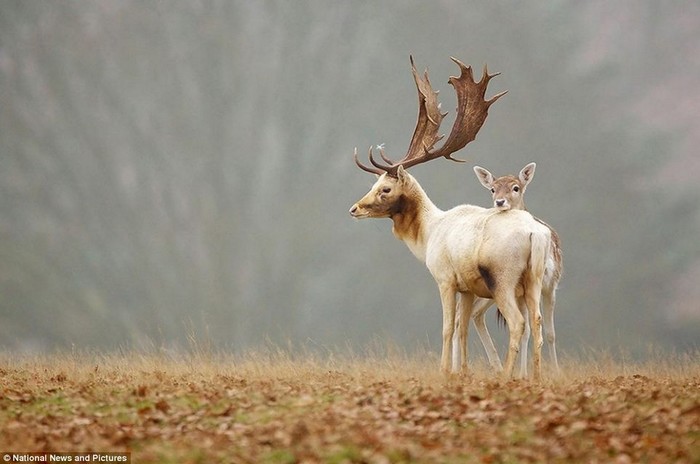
[1,1,698,356]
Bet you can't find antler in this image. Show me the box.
[355,56,507,177]
[430,58,507,161]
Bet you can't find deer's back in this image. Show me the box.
[425,207,548,296]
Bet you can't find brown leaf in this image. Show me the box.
[290,420,310,443]
[134,384,148,397]
[154,399,170,413]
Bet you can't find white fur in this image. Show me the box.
[452,163,562,377]
[350,168,549,379]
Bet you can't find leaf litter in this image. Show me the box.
[0,352,698,463]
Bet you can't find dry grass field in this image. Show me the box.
[1,348,698,463]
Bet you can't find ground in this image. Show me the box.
[0,350,698,463]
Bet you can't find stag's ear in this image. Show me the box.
[473,166,494,190]
[519,162,536,186]
[396,165,409,184]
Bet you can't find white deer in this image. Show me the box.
[349,57,550,380]
[452,163,563,376]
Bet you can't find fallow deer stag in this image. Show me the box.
[349,56,551,380]
[452,163,563,376]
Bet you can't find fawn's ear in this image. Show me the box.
[473,166,495,190]
[519,162,536,187]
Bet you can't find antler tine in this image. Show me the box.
[354,147,384,175]
[379,147,395,165]
[482,63,508,106]
[488,89,509,107]
[368,146,393,171]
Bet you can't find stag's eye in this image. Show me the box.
[513,186,520,193]
[382,187,392,194]
[490,188,495,193]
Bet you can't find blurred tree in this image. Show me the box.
[0,0,697,355]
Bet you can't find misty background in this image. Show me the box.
[1,1,698,357]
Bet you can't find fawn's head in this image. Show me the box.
[473,162,536,211]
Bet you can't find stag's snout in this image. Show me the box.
[349,203,368,218]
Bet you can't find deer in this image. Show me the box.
[349,56,551,380]
[452,163,563,376]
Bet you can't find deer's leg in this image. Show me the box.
[515,299,530,378]
[438,284,457,374]
[495,292,524,378]
[451,299,462,373]
[457,291,474,374]
[472,298,503,371]
[525,288,544,382]
[542,287,559,372]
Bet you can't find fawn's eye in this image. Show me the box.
[490,188,495,193]
[513,186,520,192]
[382,187,392,194]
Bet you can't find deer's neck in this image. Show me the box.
[390,183,441,262]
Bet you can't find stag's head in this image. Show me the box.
[473,163,536,211]
[349,163,413,219]
[350,56,506,217]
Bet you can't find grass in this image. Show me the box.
[0,347,698,463]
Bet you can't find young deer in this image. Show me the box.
[350,57,550,380]
[453,163,562,375]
